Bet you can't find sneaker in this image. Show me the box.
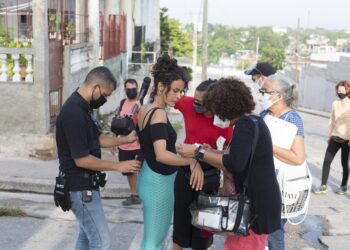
[314,185,327,194]
[122,195,142,206]
[336,186,348,195]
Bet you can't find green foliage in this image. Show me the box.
[197,24,288,65]
[160,8,193,57]
[186,67,193,81]
[260,46,286,70]
[0,207,27,217]
[160,7,171,53]
[172,121,183,134]
[235,59,251,71]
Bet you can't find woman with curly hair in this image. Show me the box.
[136,54,204,250]
[194,77,281,250]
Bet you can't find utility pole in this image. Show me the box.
[189,13,198,71]
[295,18,300,85]
[255,36,260,64]
[201,0,208,81]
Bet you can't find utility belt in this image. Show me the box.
[66,172,108,191]
[54,171,107,212]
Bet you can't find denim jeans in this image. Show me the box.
[70,190,112,250]
[268,219,287,250]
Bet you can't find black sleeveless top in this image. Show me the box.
[137,108,178,175]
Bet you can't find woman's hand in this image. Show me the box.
[176,143,197,158]
[190,160,204,191]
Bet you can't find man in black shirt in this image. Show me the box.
[56,66,141,250]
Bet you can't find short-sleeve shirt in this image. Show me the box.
[260,109,304,137]
[56,91,100,178]
[174,96,233,148]
[137,108,178,175]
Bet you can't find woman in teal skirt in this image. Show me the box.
[136,54,204,250]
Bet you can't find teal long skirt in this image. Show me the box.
[137,161,177,250]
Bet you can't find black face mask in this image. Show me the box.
[193,102,206,114]
[90,86,107,109]
[126,88,138,99]
[338,93,347,100]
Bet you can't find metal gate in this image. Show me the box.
[48,39,63,128]
[47,0,88,128]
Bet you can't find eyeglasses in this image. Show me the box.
[258,88,278,96]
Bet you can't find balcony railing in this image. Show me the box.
[0,47,34,83]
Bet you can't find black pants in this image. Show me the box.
[321,138,350,187]
[173,167,215,250]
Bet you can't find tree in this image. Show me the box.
[160,7,171,54]
[259,46,286,70]
[160,8,193,57]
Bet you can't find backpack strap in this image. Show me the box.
[117,98,126,116]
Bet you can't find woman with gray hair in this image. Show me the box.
[259,74,306,250]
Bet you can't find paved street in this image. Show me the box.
[1,110,350,250]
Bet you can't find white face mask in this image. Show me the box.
[258,93,279,111]
[255,78,265,88]
[213,115,230,128]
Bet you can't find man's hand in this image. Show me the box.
[190,160,204,191]
[176,143,197,158]
[116,160,141,173]
[126,130,138,144]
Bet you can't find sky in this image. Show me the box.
[160,0,350,31]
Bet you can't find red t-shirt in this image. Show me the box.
[174,96,233,149]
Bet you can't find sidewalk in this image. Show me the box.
[0,152,130,198]
[0,112,185,198]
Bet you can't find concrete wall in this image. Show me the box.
[0,0,53,158]
[62,43,94,102]
[285,57,350,113]
[99,53,128,115]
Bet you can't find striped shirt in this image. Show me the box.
[260,109,304,137]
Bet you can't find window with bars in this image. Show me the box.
[0,0,33,44]
[48,0,88,45]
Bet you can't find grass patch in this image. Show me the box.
[0,207,27,217]
[172,122,183,133]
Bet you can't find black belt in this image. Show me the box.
[65,172,100,191]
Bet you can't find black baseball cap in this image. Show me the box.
[244,62,276,77]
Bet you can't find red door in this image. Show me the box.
[48,40,64,128]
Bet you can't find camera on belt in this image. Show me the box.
[111,77,151,135]
[91,172,108,188]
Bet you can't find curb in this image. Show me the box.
[297,107,331,119]
[0,177,131,198]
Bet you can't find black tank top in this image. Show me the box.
[137,108,178,175]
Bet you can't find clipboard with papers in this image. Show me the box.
[263,114,298,150]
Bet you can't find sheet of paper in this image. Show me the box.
[198,211,221,229]
[263,114,298,149]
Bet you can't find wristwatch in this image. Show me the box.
[196,147,206,162]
